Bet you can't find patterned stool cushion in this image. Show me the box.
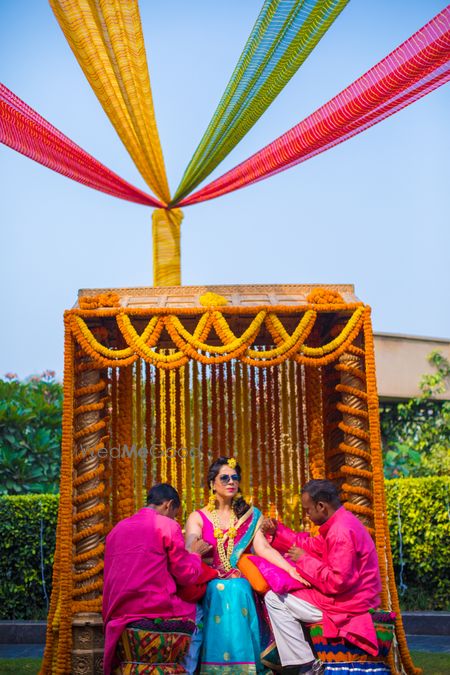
[114,618,196,675]
[309,610,396,664]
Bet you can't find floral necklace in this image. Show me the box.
[210,509,238,572]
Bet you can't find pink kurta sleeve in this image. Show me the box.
[271,522,312,553]
[162,521,202,586]
[297,528,359,595]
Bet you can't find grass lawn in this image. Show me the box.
[0,651,449,674]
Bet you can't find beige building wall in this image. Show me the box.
[374,333,450,401]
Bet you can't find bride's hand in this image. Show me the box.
[288,566,311,587]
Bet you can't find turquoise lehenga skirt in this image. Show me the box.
[200,576,268,674]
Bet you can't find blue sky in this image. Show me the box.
[1,0,449,379]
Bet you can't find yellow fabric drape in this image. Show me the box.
[152,208,183,286]
[49,0,170,203]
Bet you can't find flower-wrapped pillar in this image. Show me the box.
[335,346,374,530]
[71,326,109,675]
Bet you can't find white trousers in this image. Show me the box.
[265,590,323,667]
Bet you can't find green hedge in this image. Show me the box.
[0,494,58,619]
[0,478,448,619]
[385,476,450,610]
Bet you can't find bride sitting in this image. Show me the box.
[184,456,307,674]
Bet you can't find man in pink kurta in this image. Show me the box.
[103,484,209,674]
[264,479,382,674]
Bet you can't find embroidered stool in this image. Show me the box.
[113,617,196,674]
[308,610,396,675]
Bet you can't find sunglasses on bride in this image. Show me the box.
[218,473,240,484]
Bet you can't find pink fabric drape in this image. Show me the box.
[0,83,163,207]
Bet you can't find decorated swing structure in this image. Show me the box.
[2,1,449,674]
[42,283,416,674]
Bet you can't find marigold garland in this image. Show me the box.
[210,509,237,572]
[78,292,120,310]
[280,362,291,518]
[306,289,343,305]
[73,465,105,487]
[169,368,177,483]
[73,542,104,565]
[43,317,74,674]
[72,503,105,523]
[226,361,234,454]
[211,365,218,455]
[155,366,162,483]
[327,444,372,463]
[305,365,325,479]
[72,598,102,613]
[117,366,134,519]
[288,361,300,528]
[201,363,209,491]
[336,383,368,401]
[73,418,107,440]
[181,365,190,516]
[336,402,369,419]
[72,522,104,544]
[175,368,183,501]
[72,579,104,597]
[73,437,108,466]
[266,363,276,515]
[273,367,283,517]
[363,310,420,675]
[218,363,226,455]
[259,366,268,514]
[73,400,106,415]
[234,361,244,492]
[135,359,144,510]
[71,302,363,319]
[74,379,107,397]
[67,306,369,369]
[72,560,104,583]
[338,421,370,443]
[73,484,105,505]
[341,482,373,499]
[241,364,251,499]
[250,366,258,504]
[145,362,153,491]
[192,360,201,507]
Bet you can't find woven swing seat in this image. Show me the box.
[308,609,396,673]
[113,618,195,675]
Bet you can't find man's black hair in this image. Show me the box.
[147,483,180,507]
[301,479,341,506]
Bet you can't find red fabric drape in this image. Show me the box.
[177,7,450,207]
[0,83,163,207]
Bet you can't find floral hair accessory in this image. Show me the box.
[227,457,237,469]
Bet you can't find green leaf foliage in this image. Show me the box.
[0,494,58,619]
[0,373,62,494]
[385,476,450,610]
[380,351,450,479]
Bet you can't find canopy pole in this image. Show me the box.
[152,208,183,286]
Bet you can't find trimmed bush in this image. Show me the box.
[0,477,448,618]
[385,476,450,610]
[0,494,58,619]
